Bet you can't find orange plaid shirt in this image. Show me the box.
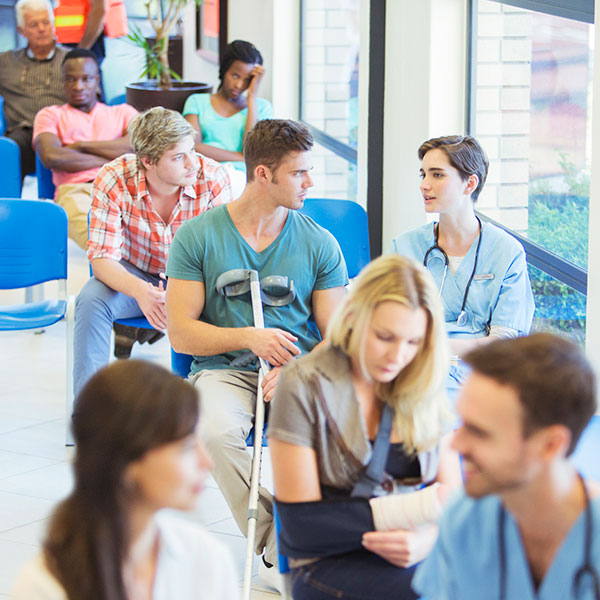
[88,153,233,274]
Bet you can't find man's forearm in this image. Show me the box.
[168,319,255,356]
[91,258,146,301]
[77,138,133,160]
[40,146,107,172]
[78,0,105,49]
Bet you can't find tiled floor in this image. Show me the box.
[0,185,279,598]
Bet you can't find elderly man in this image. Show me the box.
[412,333,600,600]
[0,0,67,179]
[33,48,137,250]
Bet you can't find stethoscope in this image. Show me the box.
[422,216,483,327]
[498,475,600,600]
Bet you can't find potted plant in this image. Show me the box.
[125,0,211,112]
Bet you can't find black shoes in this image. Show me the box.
[113,322,165,359]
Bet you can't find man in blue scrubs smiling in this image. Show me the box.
[413,333,600,600]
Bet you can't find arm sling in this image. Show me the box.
[276,403,394,558]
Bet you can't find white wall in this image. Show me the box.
[183,0,300,116]
[585,0,600,380]
[381,0,467,252]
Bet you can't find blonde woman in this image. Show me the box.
[268,254,462,600]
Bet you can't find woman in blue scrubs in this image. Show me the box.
[391,135,534,398]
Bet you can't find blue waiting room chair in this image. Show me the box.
[0,137,22,198]
[36,152,56,200]
[0,199,75,444]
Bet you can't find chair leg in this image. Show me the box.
[25,284,47,335]
[65,295,75,446]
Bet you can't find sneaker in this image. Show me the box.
[258,555,283,594]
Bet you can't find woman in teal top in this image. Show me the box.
[183,40,272,173]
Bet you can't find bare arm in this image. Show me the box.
[243,65,265,139]
[166,277,301,362]
[449,336,493,357]
[435,431,463,489]
[313,286,347,338]
[184,114,244,162]
[91,258,167,329]
[78,0,105,49]
[261,285,347,401]
[36,132,107,172]
[67,135,133,161]
[270,438,322,502]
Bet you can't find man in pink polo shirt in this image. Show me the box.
[33,47,137,250]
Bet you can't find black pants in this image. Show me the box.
[5,126,35,180]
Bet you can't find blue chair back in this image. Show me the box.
[172,349,194,378]
[299,198,370,278]
[0,95,5,135]
[0,137,22,198]
[0,199,68,288]
[36,152,56,199]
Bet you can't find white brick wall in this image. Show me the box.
[302,1,358,201]
[475,2,532,234]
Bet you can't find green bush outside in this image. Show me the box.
[527,154,589,343]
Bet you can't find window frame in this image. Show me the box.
[298,0,385,256]
[467,0,592,309]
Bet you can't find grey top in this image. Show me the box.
[268,344,440,494]
[0,46,68,131]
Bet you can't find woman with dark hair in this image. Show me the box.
[183,39,272,183]
[392,135,534,400]
[11,360,238,600]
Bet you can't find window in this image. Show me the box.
[300,0,359,201]
[470,0,593,342]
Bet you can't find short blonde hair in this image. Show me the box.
[327,254,450,453]
[128,107,195,169]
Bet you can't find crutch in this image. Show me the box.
[216,269,296,600]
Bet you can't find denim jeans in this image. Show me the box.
[291,549,418,600]
[73,260,160,399]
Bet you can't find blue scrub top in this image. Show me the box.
[391,222,534,339]
[413,491,600,599]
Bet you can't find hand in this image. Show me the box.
[261,366,282,402]
[361,526,439,568]
[65,141,85,152]
[136,278,167,331]
[248,328,300,366]
[247,64,265,97]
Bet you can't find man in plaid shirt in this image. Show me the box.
[73,107,233,398]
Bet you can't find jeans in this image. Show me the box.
[73,260,160,399]
[291,549,418,600]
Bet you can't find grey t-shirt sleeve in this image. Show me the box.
[267,361,317,448]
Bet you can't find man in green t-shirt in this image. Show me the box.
[166,119,348,588]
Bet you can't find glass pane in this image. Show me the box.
[528,265,586,345]
[309,141,357,202]
[301,0,360,149]
[473,0,593,273]
[0,3,19,51]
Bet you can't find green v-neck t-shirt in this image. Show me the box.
[166,204,348,374]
